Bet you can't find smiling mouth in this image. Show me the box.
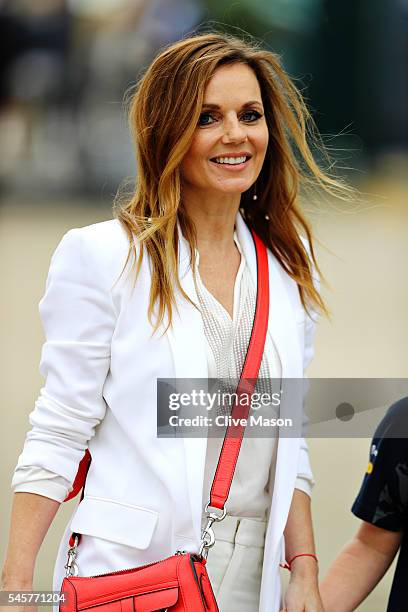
[210,155,252,166]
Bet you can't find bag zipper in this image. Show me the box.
[76,550,191,579]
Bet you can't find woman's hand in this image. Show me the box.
[281,578,324,612]
[282,490,324,611]
[281,557,324,612]
[0,577,37,612]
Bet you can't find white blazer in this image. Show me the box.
[17,211,317,611]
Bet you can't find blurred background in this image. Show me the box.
[1,0,407,610]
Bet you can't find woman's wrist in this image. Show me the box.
[1,566,34,590]
[289,555,319,582]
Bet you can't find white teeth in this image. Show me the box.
[214,156,247,165]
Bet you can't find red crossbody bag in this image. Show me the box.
[60,228,269,612]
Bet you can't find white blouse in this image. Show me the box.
[198,233,282,520]
[12,232,313,510]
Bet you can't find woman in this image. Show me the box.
[1,32,346,611]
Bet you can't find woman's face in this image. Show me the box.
[180,62,269,197]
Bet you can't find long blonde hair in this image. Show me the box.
[115,31,350,332]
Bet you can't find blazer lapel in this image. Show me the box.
[235,212,305,560]
[165,225,209,543]
[235,211,303,379]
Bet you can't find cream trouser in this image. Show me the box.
[202,514,267,611]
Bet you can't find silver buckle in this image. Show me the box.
[199,502,227,559]
[64,535,79,577]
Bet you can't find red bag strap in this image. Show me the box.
[209,228,269,510]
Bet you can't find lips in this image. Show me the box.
[209,157,251,170]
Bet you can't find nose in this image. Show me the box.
[221,114,248,144]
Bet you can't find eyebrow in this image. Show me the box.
[201,100,263,110]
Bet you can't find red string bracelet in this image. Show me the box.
[279,553,318,571]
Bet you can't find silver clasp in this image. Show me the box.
[199,502,227,559]
[64,535,79,577]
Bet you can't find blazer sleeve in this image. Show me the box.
[12,228,117,492]
[295,263,320,496]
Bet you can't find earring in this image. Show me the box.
[252,186,258,200]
